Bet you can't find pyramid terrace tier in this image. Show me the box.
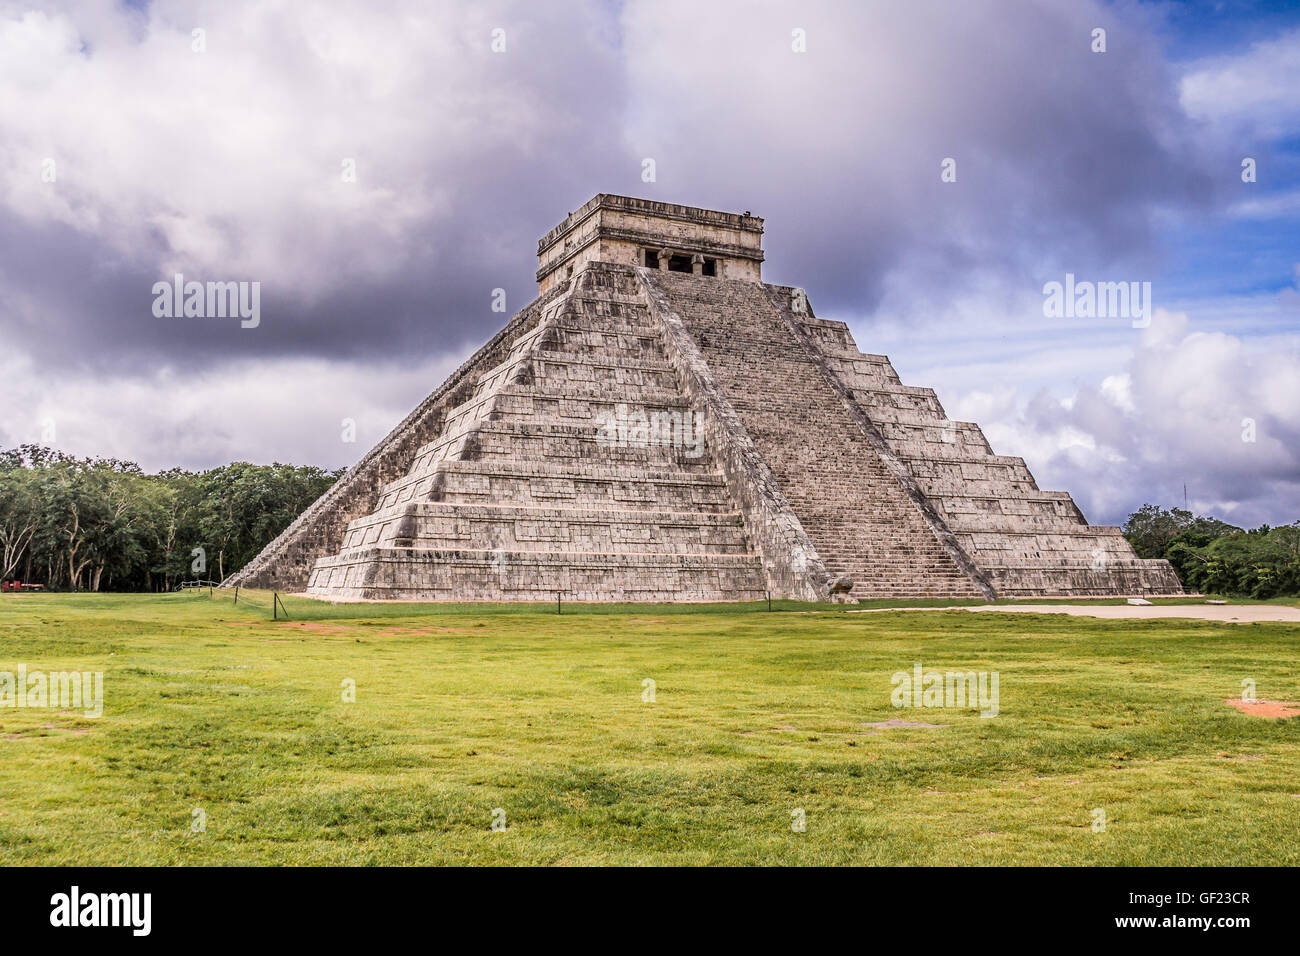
[337,501,753,555]
[365,460,738,516]
[305,548,768,602]
[984,561,1184,597]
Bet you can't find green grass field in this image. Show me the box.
[2,591,1298,865]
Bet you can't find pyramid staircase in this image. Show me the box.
[642,270,987,599]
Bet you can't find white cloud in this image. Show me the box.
[960,307,1300,526]
[1229,188,1300,219]
[1099,372,1135,413]
[1180,27,1300,136]
[0,0,621,297]
[0,347,464,473]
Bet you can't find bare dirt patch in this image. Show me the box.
[1224,699,1300,718]
[275,622,356,635]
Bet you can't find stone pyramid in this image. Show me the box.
[228,194,1182,601]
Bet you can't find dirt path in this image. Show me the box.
[852,604,1300,623]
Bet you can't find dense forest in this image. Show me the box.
[0,445,340,592]
[2,445,1296,596]
[1123,504,1300,598]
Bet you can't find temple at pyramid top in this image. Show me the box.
[536,194,765,293]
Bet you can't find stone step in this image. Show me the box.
[368,458,734,515]
[878,422,993,452]
[990,562,1185,596]
[459,318,679,420]
[921,478,1054,498]
[495,381,686,405]
[926,484,1076,505]
[341,501,751,554]
[531,348,676,373]
[541,325,665,355]
[982,555,1172,570]
[847,386,946,415]
[942,512,1088,533]
[413,390,710,457]
[549,304,656,328]
[568,289,652,309]
[958,527,1133,551]
[307,547,768,602]
[406,421,713,472]
[470,349,537,399]
[442,383,695,438]
[821,356,906,385]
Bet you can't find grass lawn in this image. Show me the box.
[1,590,1298,866]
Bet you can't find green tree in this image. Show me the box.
[0,466,39,580]
[0,447,339,591]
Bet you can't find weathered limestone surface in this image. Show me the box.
[303,265,772,601]
[232,194,1181,601]
[643,270,987,599]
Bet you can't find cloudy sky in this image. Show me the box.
[2,0,1298,527]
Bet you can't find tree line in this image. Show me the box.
[0,445,340,592]
[2,448,1295,597]
[1123,504,1300,598]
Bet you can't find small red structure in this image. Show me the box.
[1,580,44,593]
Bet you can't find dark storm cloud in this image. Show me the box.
[2,0,1297,527]
[2,0,1221,370]
[1,0,629,370]
[0,195,556,366]
[618,0,1220,318]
